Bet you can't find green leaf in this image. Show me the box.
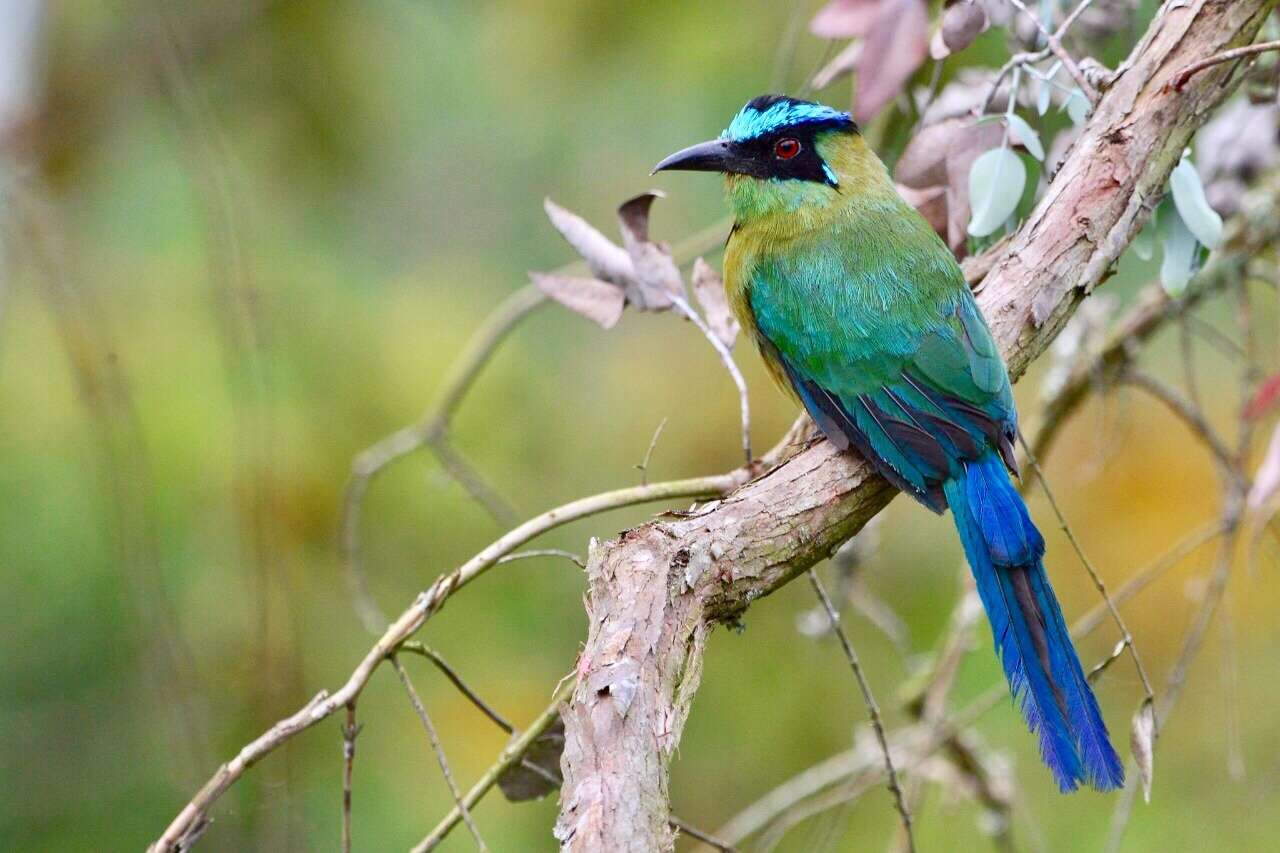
[1159,201,1199,297]
[967,147,1026,238]
[1169,156,1224,249]
[1005,113,1045,161]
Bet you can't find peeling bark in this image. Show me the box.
[554,2,1275,850]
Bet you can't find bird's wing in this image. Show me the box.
[751,266,1016,512]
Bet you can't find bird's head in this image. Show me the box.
[653,95,870,219]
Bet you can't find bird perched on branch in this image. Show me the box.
[654,95,1123,792]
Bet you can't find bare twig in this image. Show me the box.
[1018,433,1157,706]
[341,704,360,853]
[392,656,488,851]
[399,642,514,734]
[806,569,914,852]
[413,674,575,852]
[670,816,739,853]
[341,222,732,635]
[341,284,546,633]
[496,548,586,569]
[430,436,520,528]
[1121,368,1239,481]
[636,417,669,485]
[982,0,1099,112]
[1106,520,1243,852]
[1071,520,1226,636]
[671,294,752,465]
[1032,221,1267,463]
[149,473,740,852]
[1171,38,1280,91]
[1007,0,1101,103]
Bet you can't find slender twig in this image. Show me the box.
[341,223,732,635]
[806,569,914,852]
[391,656,488,851]
[670,293,753,465]
[1121,369,1239,480]
[982,0,1098,112]
[1071,520,1226,636]
[430,436,520,528]
[713,682,1009,847]
[341,704,360,853]
[399,642,514,734]
[1109,279,1258,849]
[1032,240,1257,463]
[767,0,808,92]
[1105,521,1242,853]
[413,674,575,852]
[1006,0,1101,104]
[1018,433,1157,710]
[496,548,586,569]
[671,816,740,853]
[148,473,740,852]
[1171,38,1280,90]
[636,417,669,485]
[341,285,546,633]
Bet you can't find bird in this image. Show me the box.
[653,94,1124,793]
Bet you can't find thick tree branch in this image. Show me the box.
[553,2,1275,850]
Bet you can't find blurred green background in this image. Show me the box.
[2,2,1278,851]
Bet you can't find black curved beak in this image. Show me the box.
[652,138,742,176]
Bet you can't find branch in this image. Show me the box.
[1007,0,1101,104]
[392,656,488,851]
[414,673,576,852]
[554,2,1276,849]
[806,569,914,850]
[1172,37,1280,90]
[148,474,742,852]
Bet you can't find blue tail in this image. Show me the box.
[944,454,1124,792]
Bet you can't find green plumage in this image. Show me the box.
[657,95,1122,790]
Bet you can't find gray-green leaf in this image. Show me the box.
[1062,88,1089,125]
[1131,220,1155,261]
[967,147,1026,238]
[1169,156,1224,249]
[1005,113,1045,161]
[1036,78,1052,115]
[1159,202,1199,297]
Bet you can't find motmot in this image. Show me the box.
[654,95,1124,792]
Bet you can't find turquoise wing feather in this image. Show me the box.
[748,242,1017,510]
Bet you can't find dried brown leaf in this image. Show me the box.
[812,40,863,90]
[531,273,626,329]
[810,0,886,38]
[941,1,988,54]
[854,0,929,124]
[691,258,740,349]
[1130,698,1156,803]
[897,118,1003,254]
[617,192,684,311]
[497,716,565,802]
[543,197,634,285]
[896,183,948,237]
[896,118,968,187]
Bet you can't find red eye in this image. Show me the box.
[774,138,801,160]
